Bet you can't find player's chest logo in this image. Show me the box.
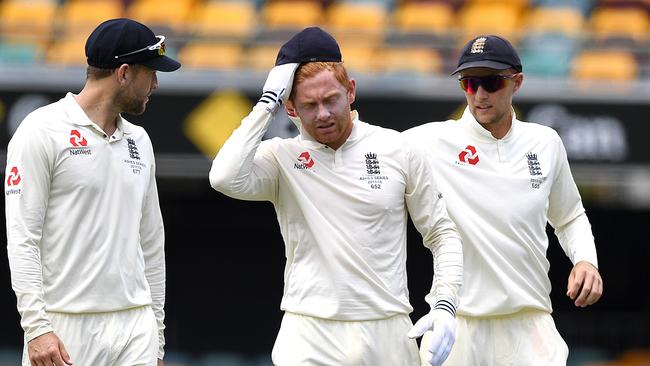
[127,138,141,160]
[526,152,545,189]
[359,152,388,190]
[123,138,147,175]
[68,129,93,156]
[294,151,315,170]
[457,144,479,165]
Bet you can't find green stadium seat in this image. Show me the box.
[519,33,578,77]
[533,0,594,16]
[0,42,41,64]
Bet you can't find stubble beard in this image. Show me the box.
[116,89,147,116]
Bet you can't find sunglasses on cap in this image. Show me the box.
[458,74,519,94]
[114,35,166,60]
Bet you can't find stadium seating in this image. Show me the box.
[524,6,585,36]
[381,46,443,74]
[261,0,324,30]
[391,1,455,40]
[56,0,124,39]
[589,5,648,44]
[0,0,57,41]
[244,43,283,70]
[533,0,594,16]
[326,1,389,44]
[126,0,195,34]
[0,0,648,82]
[0,42,42,65]
[178,42,244,70]
[45,37,87,66]
[337,42,381,72]
[571,49,638,81]
[455,2,523,45]
[520,33,578,77]
[257,0,325,42]
[188,1,257,40]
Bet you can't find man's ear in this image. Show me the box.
[116,64,130,85]
[347,78,356,105]
[512,72,524,93]
[285,101,298,117]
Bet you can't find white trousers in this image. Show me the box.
[272,312,420,366]
[23,305,158,366]
[420,310,568,366]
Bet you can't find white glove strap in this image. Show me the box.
[433,299,456,318]
[259,90,283,111]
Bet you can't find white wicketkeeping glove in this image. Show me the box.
[408,308,457,366]
[259,63,300,113]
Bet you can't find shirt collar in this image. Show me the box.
[64,92,94,127]
[460,106,518,142]
[115,115,131,136]
[64,92,131,136]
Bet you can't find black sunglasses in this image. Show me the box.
[459,74,519,94]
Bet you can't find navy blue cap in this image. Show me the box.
[85,18,180,72]
[275,26,342,66]
[452,35,522,75]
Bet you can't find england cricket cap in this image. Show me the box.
[85,18,180,72]
[275,26,342,66]
[452,35,522,75]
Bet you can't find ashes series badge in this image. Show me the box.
[124,138,146,175]
[359,152,388,190]
[527,152,545,189]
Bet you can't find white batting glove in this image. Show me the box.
[408,308,457,366]
[259,63,299,112]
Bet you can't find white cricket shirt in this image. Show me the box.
[210,104,463,321]
[403,107,598,317]
[5,93,166,356]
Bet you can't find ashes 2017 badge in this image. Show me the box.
[124,138,146,175]
[127,138,140,160]
[526,152,544,189]
[360,152,388,190]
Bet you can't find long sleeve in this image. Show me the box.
[547,136,598,268]
[5,120,54,342]
[209,103,280,201]
[404,142,463,311]
[139,141,166,359]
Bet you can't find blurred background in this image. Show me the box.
[0,0,649,365]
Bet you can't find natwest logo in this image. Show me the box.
[294,151,315,169]
[458,145,479,165]
[6,166,21,186]
[70,129,88,147]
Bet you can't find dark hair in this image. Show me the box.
[86,65,115,80]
